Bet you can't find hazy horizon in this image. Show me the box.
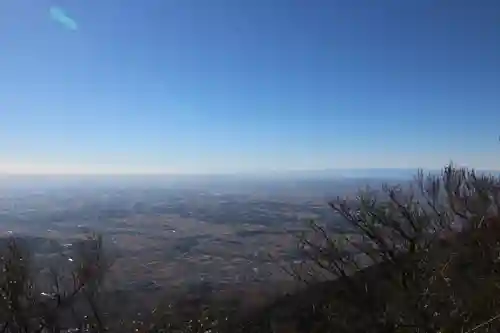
[2,167,500,180]
[1,157,500,175]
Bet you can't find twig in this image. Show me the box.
[465,312,500,333]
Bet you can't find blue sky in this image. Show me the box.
[1,0,499,174]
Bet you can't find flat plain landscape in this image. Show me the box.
[0,174,401,311]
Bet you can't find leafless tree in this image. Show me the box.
[0,234,110,333]
[295,164,500,332]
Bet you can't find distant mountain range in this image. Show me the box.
[262,168,425,179]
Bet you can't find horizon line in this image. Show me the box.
[1,167,496,177]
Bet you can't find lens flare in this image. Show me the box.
[49,6,78,31]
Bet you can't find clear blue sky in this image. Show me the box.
[1,0,499,174]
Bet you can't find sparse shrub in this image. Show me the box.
[0,234,110,333]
